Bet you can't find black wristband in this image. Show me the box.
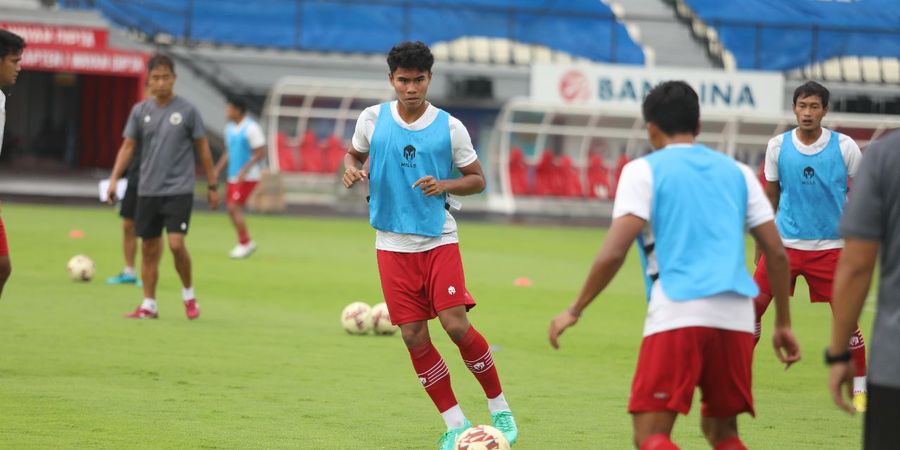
[824,347,852,365]
[208,184,218,190]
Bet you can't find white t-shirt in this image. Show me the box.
[0,91,6,157]
[764,128,862,251]
[612,145,775,337]
[352,101,478,252]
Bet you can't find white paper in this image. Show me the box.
[98,179,128,202]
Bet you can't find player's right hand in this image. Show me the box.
[342,167,367,189]
[548,308,579,349]
[106,180,117,205]
[772,325,801,370]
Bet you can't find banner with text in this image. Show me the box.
[531,63,785,116]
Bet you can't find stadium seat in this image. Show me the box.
[610,152,630,198]
[450,39,471,62]
[533,150,561,196]
[823,59,842,81]
[276,132,300,173]
[322,134,346,174]
[586,152,611,199]
[861,57,883,83]
[512,43,532,65]
[532,47,553,64]
[508,147,530,196]
[490,39,512,65]
[470,37,491,64]
[882,58,900,84]
[557,155,584,198]
[299,131,324,173]
[842,57,862,83]
[431,43,450,61]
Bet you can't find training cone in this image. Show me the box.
[513,277,533,287]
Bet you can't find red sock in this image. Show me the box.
[714,436,747,450]
[640,434,679,450]
[238,229,251,245]
[850,327,867,378]
[408,341,458,413]
[454,326,502,399]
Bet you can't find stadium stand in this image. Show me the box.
[61,0,645,65]
[676,0,900,80]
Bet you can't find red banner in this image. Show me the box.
[0,22,107,49]
[22,46,147,77]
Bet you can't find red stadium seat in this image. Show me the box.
[299,131,324,173]
[533,150,562,196]
[610,152,630,198]
[557,155,584,198]
[586,152,611,199]
[322,134,346,174]
[508,147,530,195]
[276,132,300,172]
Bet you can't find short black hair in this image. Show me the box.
[792,81,829,107]
[642,81,700,136]
[227,95,247,115]
[0,29,26,60]
[387,41,434,74]
[147,53,175,74]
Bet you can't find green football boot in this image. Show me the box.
[491,410,518,445]
[437,419,472,450]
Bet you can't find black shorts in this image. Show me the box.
[135,194,193,239]
[865,383,900,450]
[119,185,138,220]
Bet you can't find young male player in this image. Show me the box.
[0,29,24,298]
[213,95,265,258]
[753,81,867,411]
[548,81,801,450]
[106,147,141,285]
[343,41,518,449]
[106,54,219,319]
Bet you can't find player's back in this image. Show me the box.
[642,144,756,301]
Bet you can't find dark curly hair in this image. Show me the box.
[792,81,829,108]
[0,29,25,60]
[387,41,434,74]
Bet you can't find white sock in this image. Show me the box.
[854,376,867,394]
[141,298,157,313]
[440,404,467,430]
[488,393,511,413]
[182,287,195,302]
[123,266,136,276]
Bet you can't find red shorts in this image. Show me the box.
[754,248,839,302]
[629,327,754,417]
[226,181,258,206]
[376,243,476,325]
[0,216,8,257]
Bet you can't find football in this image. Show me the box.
[455,425,510,450]
[341,301,373,334]
[67,254,95,282]
[370,302,398,335]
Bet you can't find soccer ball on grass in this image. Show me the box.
[67,254,95,282]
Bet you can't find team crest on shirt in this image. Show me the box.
[143,115,151,123]
[802,166,816,185]
[169,112,183,125]
[401,144,417,168]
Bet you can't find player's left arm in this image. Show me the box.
[414,118,484,196]
[238,123,267,182]
[415,160,485,197]
[195,136,219,209]
[548,214,645,349]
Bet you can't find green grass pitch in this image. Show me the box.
[0,203,867,449]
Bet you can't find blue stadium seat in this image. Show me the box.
[64,0,644,65]
[684,0,900,71]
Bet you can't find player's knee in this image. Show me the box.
[442,320,469,342]
[168,239,186,253]
[400,323,428,348]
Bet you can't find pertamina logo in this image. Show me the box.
[169,112,183,125]
[559,69,591,104]
[401,144,416,168]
